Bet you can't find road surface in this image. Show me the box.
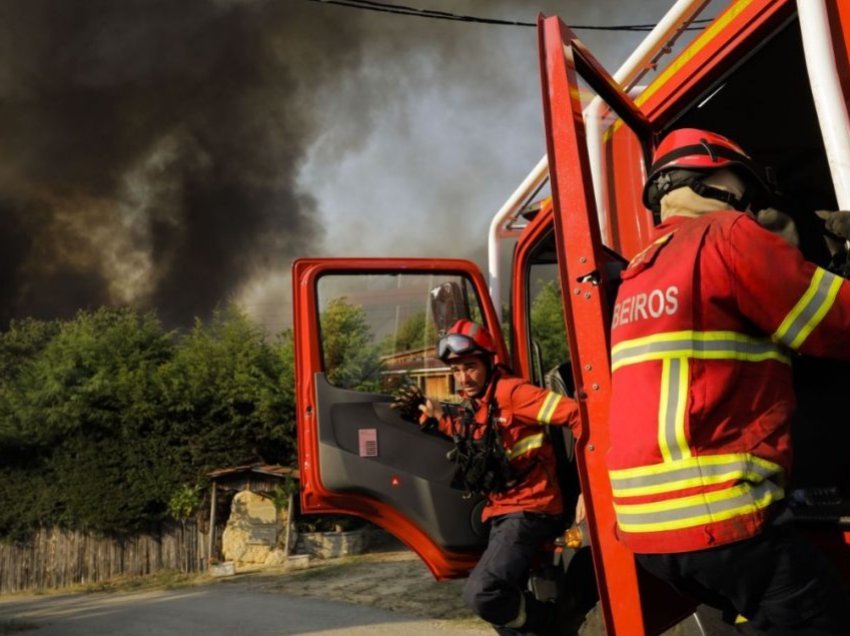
[0,585,490,635]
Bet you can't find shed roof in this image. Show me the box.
[207,464,299,481]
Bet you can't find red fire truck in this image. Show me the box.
[292,1,850,633]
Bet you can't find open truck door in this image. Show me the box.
[537,14,701,635]
[292,258,507,579]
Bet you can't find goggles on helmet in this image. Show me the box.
[437,333,485,362]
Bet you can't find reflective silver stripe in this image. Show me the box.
[506,433,544,460]
[612,331,790,371]
[615,481,785,532]
[536,392,562,424]
[773,268,843,350]
[610,455,783,497]
[659,357,689,462]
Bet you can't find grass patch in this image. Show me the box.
[80,570,206,594]
[3,570,209,598]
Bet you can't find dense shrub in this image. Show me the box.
[0,306,295,539]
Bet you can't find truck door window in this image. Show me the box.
[316,273,484,400]
[524,230,568,388]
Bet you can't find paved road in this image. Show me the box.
[0,585,490,635]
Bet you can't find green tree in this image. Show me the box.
[272,328,296,440]
[0,318,61,448]
[0,305,300,540]
[530,280,569,374]
[159,305,295,481]
[0,308,176,536]
[382,311,438,354]
[320,297,383,391]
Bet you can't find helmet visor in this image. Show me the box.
[437,333,480,361]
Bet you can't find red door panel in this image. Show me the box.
[537,15,695,635]
[292,257,505,579]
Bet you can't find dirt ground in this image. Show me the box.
[226,549,484,626]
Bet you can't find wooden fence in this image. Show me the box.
[0,521,222,594]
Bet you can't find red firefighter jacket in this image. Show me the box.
[608,210,850,554]
[438,372,580,522]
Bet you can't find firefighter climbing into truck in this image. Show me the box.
[292,1,850,634]
[392,318,587,635]
[608,127,850,632]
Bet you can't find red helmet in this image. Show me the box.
[643,128,776,213]
[436,320,496,363]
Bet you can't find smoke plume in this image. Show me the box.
[0,0,669,329]
[0,0,370,326]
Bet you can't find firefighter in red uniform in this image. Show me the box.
[608,128,850,632]
[406,319,582,634]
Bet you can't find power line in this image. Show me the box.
[305,0,711,32]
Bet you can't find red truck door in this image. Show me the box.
[291,257,507,580]
[537,15,696,635]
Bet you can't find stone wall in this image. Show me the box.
[294,528,370,559]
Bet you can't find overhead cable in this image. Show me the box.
[305,0,710,31]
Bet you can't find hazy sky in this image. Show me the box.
[242,0,676,331]
[0,0,678,331]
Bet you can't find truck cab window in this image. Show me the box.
[316,273,484,400]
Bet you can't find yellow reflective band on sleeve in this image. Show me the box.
[506,433,545,460]
[614,480,784,533]
[536,391,562,424]
[609,453,783,498]
[612,330,790,372]
[772,267,843,350]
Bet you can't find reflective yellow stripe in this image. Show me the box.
[506,433,545,460]
[609,453,781,479]
[613,470,776,498]
[657,358,672,462]
[609,454,783,498]
[772,267,843,350]
[612,330,790,372]
[673,358,690,459]
[633,0,754,109]
[536,391,562,424]
[657,358,690,462]
[615,480,784,532]
[605,0,754,142]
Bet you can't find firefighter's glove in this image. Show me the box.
[816,209,850,241]
[757,208,799,247]
[391,385,427,423]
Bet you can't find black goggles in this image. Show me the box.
[437,333,480,361]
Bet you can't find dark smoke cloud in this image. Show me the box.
[0,0,370,327]
[0,0,672,329]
